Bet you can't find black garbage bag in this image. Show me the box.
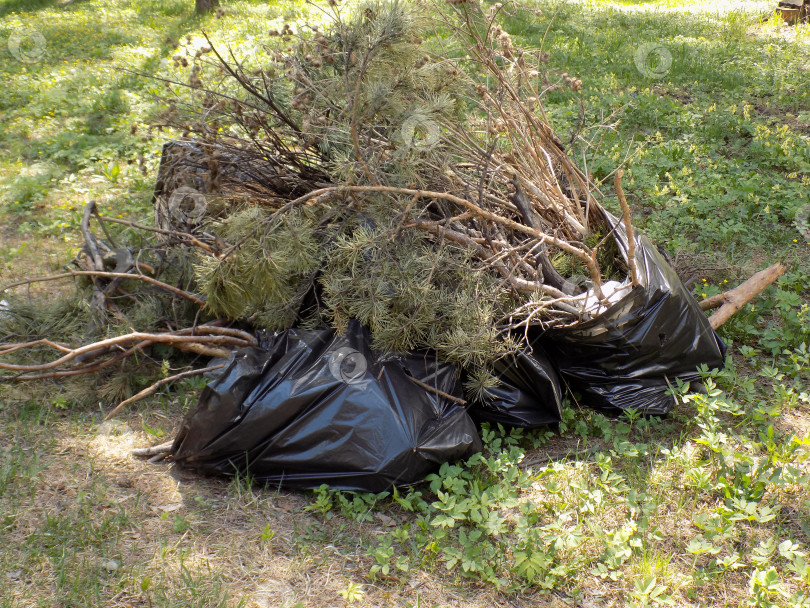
[533,211,726,416]
[171,321,481,491]
[468,348,563,429]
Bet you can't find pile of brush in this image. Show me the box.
[6,0,763,413]
[158,0,640,381]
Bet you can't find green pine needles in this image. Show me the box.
[196,207,322,324]
[196,204,511,375]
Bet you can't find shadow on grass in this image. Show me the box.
[0,7,201,170]
[0,398,238,606]
[0,0,63,18]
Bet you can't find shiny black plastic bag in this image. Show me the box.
[468,348,563,429]
[533,212,726,416]
[171,321,481,491]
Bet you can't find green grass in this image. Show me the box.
[0,1,809,607]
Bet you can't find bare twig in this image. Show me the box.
[106,363,225,420]
[95,213,220,255]
[0,328,253,373]
[0,339,73,355]
[407,376,467,405]
[1,270,205,307]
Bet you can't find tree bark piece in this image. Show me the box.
[81,200,108,310]
[701,263,786,329]
[195,0,219,15]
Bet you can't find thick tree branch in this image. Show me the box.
[702,263,786,329]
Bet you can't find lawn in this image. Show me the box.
[0,0,809,607]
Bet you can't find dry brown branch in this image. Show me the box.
[519,445,603,468]
[614,170,639,287]
[105,363,226,420]
[407,375,467,406]
[299,184,607,301]
[0,327,254,373]
[6,340,229,380]
[0,339,73,355]
[172,342,233,358]
[81,202,104,270]
[95,214,220,255]
[174,324,257,343]
[81,200,108,310]
[703,263,786,329]
[700,294,726,311]
[4,341,152,381]
[1,270,205,307]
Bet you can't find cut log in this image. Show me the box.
[699,263,786,329]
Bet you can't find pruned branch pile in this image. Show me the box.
[0,1,777,415]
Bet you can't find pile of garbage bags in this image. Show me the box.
[172,220,726,491]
